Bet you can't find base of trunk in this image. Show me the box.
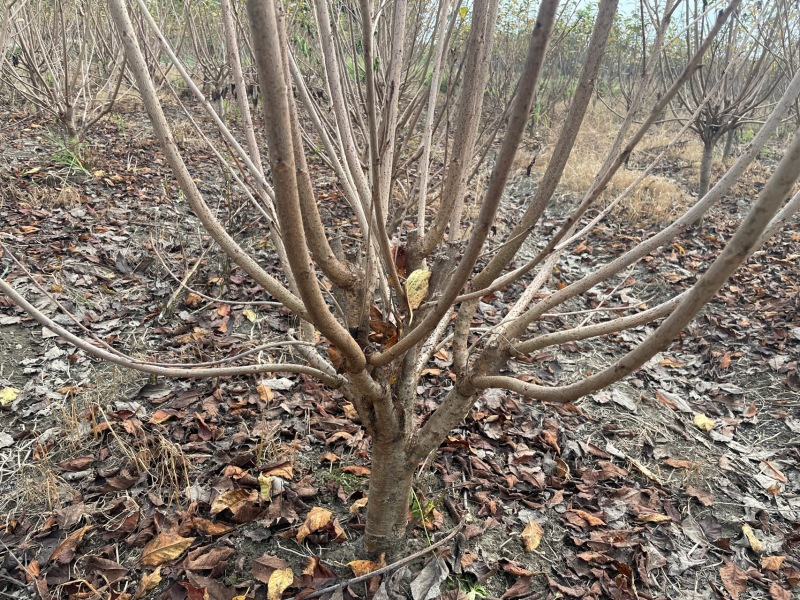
[364,441,415,555]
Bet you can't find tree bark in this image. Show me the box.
[699,139,715,198]
[363,438,415,554]
[722,127,736,160]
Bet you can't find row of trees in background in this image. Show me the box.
[2,0,797,176]
[2,0,800,554]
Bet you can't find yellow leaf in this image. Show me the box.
[23,166,41,175]
[267,567,294,600]
[141,533,194,566]
[348,554,386,577]
[296,507,333,544]
[257,382,274,402]
[405,269,431,310]
[521,521,544,552]
[0,387,20,406]
[693,413,715,432]
[349,497,368,514]
[259,474,273,501]
[742,524,764,553]
[243,308,257,322]
[134,567,162,599]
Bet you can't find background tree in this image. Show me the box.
[1,0,128,149]
[3,0,800,558]
[662,0,783,197]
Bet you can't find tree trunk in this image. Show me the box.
[363,438,415,554]
[722,127,736,160]
[698,139,715,198]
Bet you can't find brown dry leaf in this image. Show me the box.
[719,352,732,369]
[320,452,340,464]
[262,460,294,480]
[185,546,236,571]
[760,461,788,483]
[252,555,291,584]
[348,554,386,577]
[769,583,790,600]
[521,521,544,552]
[256,383,274,402]
[742,401,757,418]
[568,509,605,527]
[297,507,333,544]
[141,533,195,566]
[635,512,672,523]
[191,517,234,537]
[267,567,294,600]
[210,489,257,516]
[349,497,368,514]
[685,485,714,506]
[327,346,345,373]
[742,524,764,553]
[720,560,749,599]
[693,413,715,432]
[50,525,92,564]
[341,465,371,477]
[184,293,202,307]
[540,429,560,454]
[57,456,94,471]
[134,567,162,599]
[761,556,785,571]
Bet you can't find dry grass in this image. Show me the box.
[1,181,83,211]
[531,104,692,226]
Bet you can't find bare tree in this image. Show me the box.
[663,0,784,197]
[1,0,128,147]
[3,0,800,557]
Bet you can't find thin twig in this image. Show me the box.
[288,521,465,600]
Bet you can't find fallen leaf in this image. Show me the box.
[297,507,333,544]
[349,497,368,514]
[567,509,605,527]
[348,554,386,577]
[663,458,701,470]
[685,485,714,506]
[259,474,273,500]
[635,512,672,523]
[210,488,257,517]
[760,461,788,483]
[134,567,162,599]
[267,567,294,600]
[184,292,202,307]
[341,465,370,476]
[257,382,274,402]
[720,560,748,599]
[185,545,236,571]
[243,308,257,322]
[0,387,20,406]
[141,533,195,566]
[410,556,448,600]
[760,556,785,571]
[769,583,790,600]
[252,555,291,584]
[521,521,544,552]
[742,524,764,553]
[694,413,715,432]
[50,526,92,564]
